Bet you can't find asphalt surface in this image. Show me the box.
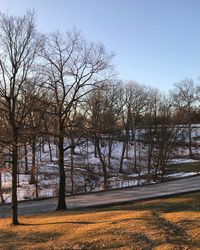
[1,175,200,218]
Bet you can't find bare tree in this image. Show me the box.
[143,89,161,182]
[86,83,121,189]
[41,31,113,210]
[173,79,199,158]
[118,81,147,173]
[0,11,41,225]
[0,148,5,204]
[152,95,181,181]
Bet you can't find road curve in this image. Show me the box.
[1,175,200,218]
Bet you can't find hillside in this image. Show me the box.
[1,192,200,250]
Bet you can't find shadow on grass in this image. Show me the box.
[0,229,61,246]
[21,231,61,243]
[21,217,145,226]
[149,211,200,248]
[21,221,99,226]
[64,232,156,250]
[99,215,200,250]
[126,232,155,250]
[0,230,17,241]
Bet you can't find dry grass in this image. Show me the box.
[0,193,200,250]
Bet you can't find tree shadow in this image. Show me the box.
[149,211,200,248]
[0,229,62,249]
[127,232,155,250]
[21,217,144,226]
[64,232,156,250]
[21,231,62,243]
[0,229,17,241]
[21,221,98,226]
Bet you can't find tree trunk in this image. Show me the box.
[119,129,129,173]
[24,144,28,173]
[153,158,159,182]
[47,136,53,162]
[42,137,45,153]
[119,141,126,173]
[35,166,39,198]
[108,133,112,169]
[125,141,129,159]
[0,173,4,204]
[188,123,192,158]
[96,138,108,190]
[70,147,74,194]
[56,122,67,210]
[39,138,42,162]
[161,163,166,181]
[94,137,98,158]
[12,136,19,225]
[30,139,36,185]
[133,123,138,173]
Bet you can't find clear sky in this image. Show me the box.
[0,0,200,91]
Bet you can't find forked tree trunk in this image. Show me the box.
[96,138,108,190]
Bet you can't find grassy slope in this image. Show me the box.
[0,193,200,250]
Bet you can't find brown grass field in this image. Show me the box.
[0,192,200,250]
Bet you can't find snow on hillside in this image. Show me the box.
[1,127,200,203]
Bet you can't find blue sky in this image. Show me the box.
[0,0,200,91]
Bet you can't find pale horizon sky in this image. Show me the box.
[1,0,200,91]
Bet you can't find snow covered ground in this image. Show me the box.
[166,172,198,178]
[1,127,200,203]
[168,158,200,164]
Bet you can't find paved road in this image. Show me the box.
[1,176,200,218]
